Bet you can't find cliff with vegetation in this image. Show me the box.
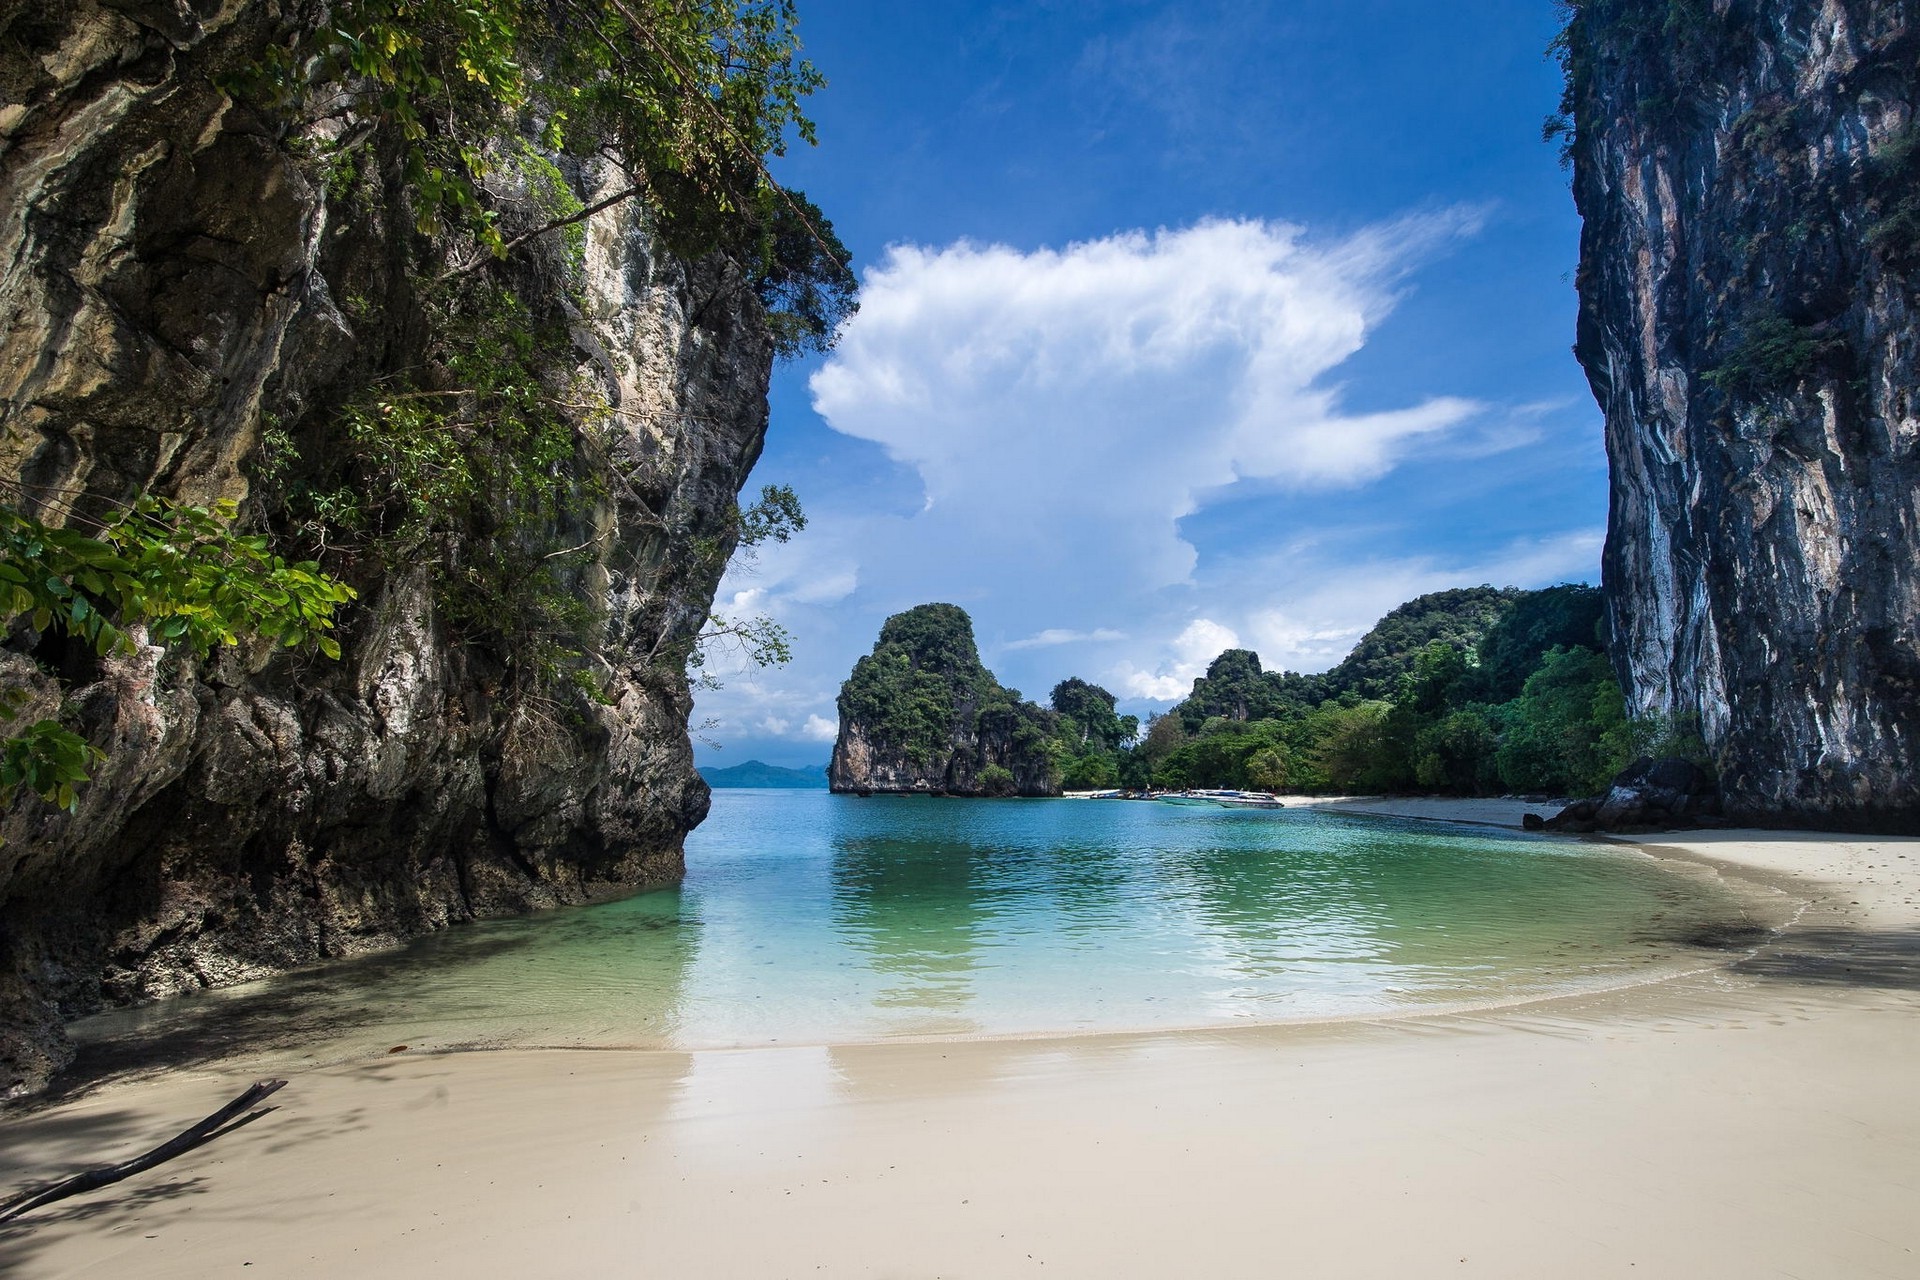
[0,0,850,1096]
[830,605,1060,796]
[1557,0,1919,829]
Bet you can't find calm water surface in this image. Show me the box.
[71,792,1766,1073]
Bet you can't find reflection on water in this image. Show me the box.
[67,792,1770,1080]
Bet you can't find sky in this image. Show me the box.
[691,0,1606,768]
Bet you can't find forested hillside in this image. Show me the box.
[1068,585,1706,798]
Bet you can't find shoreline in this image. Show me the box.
[3,808,1916,1277]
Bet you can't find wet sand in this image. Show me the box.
[3,820,1917,1278]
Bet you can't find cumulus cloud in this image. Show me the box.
[801,714,839,743]
[1114,618,1242,701]
[808,215,1485,589]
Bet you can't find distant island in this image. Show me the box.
[827,586,1713,811]
[699,760,830,789]
[830,604,1091,796]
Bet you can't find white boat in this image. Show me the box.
[1212,791,1286,810]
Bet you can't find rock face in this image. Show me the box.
[830,604,1059,797]
[1565,0,1919,830]
[0,1,772,1094]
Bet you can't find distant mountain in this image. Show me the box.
[698,760,829,789]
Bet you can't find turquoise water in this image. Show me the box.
[70,792,1762,1071]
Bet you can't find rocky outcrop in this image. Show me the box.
[1541,756,1723,833]
[0,1,773,1094]
[830,604,1059,797]
[1565,0,1919,830]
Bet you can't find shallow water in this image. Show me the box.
[69,792,1769,1075]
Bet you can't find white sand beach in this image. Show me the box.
[3,817,1917,1279]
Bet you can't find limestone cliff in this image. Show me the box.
[1563,0,1920,829]
[0,0,778,1094]
[830,604,1059,797]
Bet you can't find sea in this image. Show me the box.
[67,790,1772,1077]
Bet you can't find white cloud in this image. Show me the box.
[808,215,1484,591]
[1004,627,1127,651]
[1114,618,1241,701]
[801,714,839,743]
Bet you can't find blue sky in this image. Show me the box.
[692,0,1605,768]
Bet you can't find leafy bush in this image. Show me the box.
[976,764,1017,797]
[0,497,353,810]
[1702,312,1829,398]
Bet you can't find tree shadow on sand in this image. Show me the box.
[1728,928,1920,992]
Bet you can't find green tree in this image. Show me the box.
[1469,583,1604,703]
[1309,702,1399,793]
[1495,646,1624,794]
[1050,677,1136,753]
[1413,709,1501,794]
[1245,745,1291,792]
[243,0,857,345]
[1321,586,1515,700]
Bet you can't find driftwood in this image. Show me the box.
[0,1079,287,1224]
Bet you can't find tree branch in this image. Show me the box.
[437,184,642,283]
[0,1080,288,1225]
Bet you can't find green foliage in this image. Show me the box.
[976,763,1017,797]
[736,484,807,550]
[1413,709,1500,795]
[0,718,102,814]
[1322,587,1515,700]
[1702,312,1829,398]
[754,190,859,357]
[264,285,611,704]
[689,484,808,689]
[1468,583,1604,703]
[837,604,1058,787]
[1144,584,1695,799]
[1059,751,1118,790]
[1049,678,1136,756]
[1244,744,1291,792]
[1307,702,1400,793]
[0,498,355,661]
[1866,122,1920,265]
[236,0,856,349]
[1546,1,1756,164]
[1493,647,1626,795]
[838,604,987,766]
[0,497,354,811]
[1175,648,1322,732]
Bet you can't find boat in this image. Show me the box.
[1212,791,1286,810]
[1155,789,1237,806]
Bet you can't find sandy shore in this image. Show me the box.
[1279,792,1559,828]
[3,816,1917,1278]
